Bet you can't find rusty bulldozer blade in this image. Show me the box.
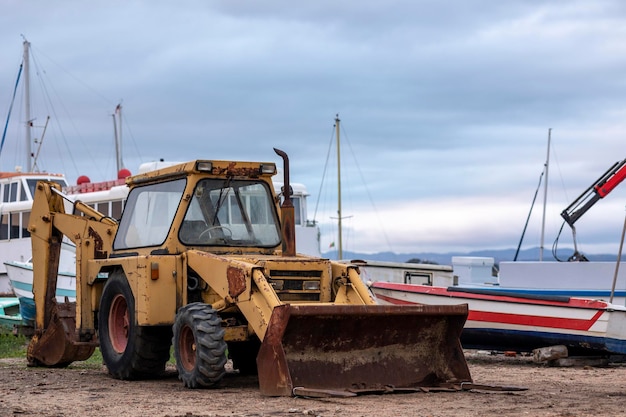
[256,303,472,396]
[27,301,96,367]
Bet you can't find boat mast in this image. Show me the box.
[23,40,33,172]
[539,128,551,261]
[335,114,343,260]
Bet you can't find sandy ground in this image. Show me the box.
[0,351,624,417]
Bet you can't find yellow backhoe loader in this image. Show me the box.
[27,148,472,397]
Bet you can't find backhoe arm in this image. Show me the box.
[27,180,118,366]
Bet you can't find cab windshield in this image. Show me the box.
[179,178,281,247]
[113,178,186,249]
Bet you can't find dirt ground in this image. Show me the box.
[0,351,624,417]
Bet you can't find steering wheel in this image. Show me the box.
[198,225,233,240]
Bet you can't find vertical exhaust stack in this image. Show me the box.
[273,148,296,256]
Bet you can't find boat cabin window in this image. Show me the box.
[25,179,67,201]
[0,177,69,241]
[404,271,432,285]
[2,182,18,203]
[21,212,30,238]
[0,214,6,240]
[84,200,125,220]
[277,195,302,226]
[10,182,17,202]
[0,211,29,240]
[179,179,281,247]
[110,200,124,219]
[113,178,186,249]
[292,196,302,226]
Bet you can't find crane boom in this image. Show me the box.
[561,158,626,227]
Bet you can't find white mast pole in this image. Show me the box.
[539,128,551,261]
[23,40,32,172]
[335,114,343,260]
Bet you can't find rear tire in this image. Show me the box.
[173,303,227,388]
[98,270,172,379]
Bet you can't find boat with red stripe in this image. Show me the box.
[371,282,626,356]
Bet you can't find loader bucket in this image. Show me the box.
[27,301,95,367]
[256,303,471,397]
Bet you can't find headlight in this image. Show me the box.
[270,280,284,290]
[260,164,276,174]
[196,161,213,172]
[303,281,320,291]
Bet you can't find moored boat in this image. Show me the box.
[491,261,626,305]
[372,281,626,356]
[5,241,78,326]
[442,257,626,306]
[0,297,22,328]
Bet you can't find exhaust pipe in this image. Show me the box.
[273,148,296,256]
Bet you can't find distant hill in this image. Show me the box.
[322,247,619,266]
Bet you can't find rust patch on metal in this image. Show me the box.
[227,266,247,299]
[210,162,263,178]
[256,304,472,396]
[88,226,107,258]
[27,301,96,366]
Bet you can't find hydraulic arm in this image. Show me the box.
[559,158,626,260]
[561,158,626,227]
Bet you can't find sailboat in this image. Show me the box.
[393,129,626,304]
[2,42,322,325]
[1,41,132,325]
[492,130,626,304]
[323,116,463,285]
[0,40,71,294]
[370,129,626,355]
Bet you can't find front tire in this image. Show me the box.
[173,303,227,388]
[98,270,172,379]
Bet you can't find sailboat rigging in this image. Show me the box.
[314,115,395,260]
[0,52,23,162]
[539,128,551,261]
[1,40,34,170]
[31,116,50,172]
[515,128,551,261]
[327,114,356,260]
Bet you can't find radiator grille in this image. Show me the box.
[268,269,323,302]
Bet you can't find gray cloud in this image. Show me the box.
[2,0,626,256]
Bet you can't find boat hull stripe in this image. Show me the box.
[374,293,605,331]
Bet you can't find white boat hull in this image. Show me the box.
[493,261,626,304]
[371,282,626,355]
[5,260,76,325]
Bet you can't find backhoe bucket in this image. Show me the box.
[256,303,471,397]
[27,301,95,367]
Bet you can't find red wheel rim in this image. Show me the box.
[179,325,196,371]
[108,294,129,353]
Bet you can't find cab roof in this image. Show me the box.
[126,160,277,186]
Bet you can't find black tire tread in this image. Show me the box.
[173,303,227,388]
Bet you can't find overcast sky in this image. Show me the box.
[2,1,626,257]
